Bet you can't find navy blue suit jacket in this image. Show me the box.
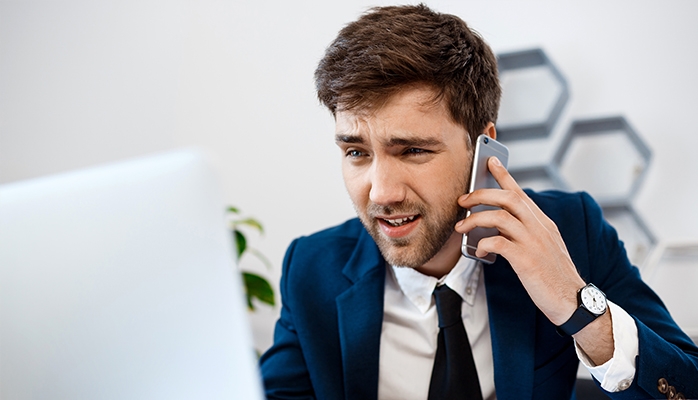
[260,191,698,399]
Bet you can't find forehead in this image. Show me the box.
[335,86,458,141]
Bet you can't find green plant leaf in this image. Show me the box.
[233,229,247,259]
[243,272,275,310]
[227,206,240,214]
[235,218,264,234]
[229,205,276,314]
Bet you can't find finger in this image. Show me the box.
[458,190,572,262]
[458,187,563,254]
[455,208,524,241]
[459,187,522,209]
[487,156,521,193]
[485,157,558,230]
[474,234,513,259]
[458,188,535,226]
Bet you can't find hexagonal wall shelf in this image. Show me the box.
[496,48,569,141]
[496,49,659,272]
[510,165,566,192]
[553,116,651,207]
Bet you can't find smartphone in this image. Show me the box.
[461,134,509,264]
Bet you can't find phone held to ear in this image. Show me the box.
[461,134,510,264]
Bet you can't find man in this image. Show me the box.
[260,4,698,399]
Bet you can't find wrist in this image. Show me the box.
[573,310,614,366]
[556,283,608,337]
[547,280,586,326]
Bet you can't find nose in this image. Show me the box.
[369,158,407,206]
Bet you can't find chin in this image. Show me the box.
[377,241,435,269]
[355,202,461,269]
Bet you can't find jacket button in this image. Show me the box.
[658,378,669,394]
[675,393,685,400]
[667,385,676,398]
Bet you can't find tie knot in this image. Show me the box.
[433,285,463,328]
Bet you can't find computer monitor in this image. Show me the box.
[0,149,263,399]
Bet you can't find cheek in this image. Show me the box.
[451,154,472,191]
[418,159,470,199]
[341,166,369,206]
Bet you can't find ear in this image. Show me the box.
[483,122,497,140]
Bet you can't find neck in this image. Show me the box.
[414,232,463,278]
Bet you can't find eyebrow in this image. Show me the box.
[385,137,441,147]
[334,134,442,148]
[335,134,364,144]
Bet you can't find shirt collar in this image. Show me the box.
[390,256,481,314]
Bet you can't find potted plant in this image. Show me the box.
[227,206,275,311]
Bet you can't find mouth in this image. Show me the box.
[374,214,421,239]
[382,215,418,227]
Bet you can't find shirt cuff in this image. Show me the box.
[574,301,638,392]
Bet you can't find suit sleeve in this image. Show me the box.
[259,239,317,400]
[577,192,698,399]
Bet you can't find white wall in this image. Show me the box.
[2,0,698,351]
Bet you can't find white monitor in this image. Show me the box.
[0,150,263,399]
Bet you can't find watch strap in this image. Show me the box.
[556,305,597,336]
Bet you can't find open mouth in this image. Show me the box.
[382,215,419,227]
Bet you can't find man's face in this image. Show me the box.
[335,86,473,269]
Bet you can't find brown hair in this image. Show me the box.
[315,4,501,144]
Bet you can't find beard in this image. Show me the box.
[355,198,467,269]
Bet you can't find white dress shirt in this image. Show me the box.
[377,255,639,399]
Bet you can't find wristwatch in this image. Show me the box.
[556,283,608,336]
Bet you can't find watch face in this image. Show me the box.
[581,284,607,315]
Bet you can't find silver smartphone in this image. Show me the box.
[461,134,509,264]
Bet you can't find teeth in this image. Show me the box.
[384,215,416,227]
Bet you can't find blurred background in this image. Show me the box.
[2,0,697,356]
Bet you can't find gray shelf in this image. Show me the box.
[552,116,651,207]
[496,48,569,141]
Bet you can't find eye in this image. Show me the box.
[345,149,366,158]
[404,148,428,155]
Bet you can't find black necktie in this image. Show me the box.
[428,284,483,400]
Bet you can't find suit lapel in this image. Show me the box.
[336,229,385,400]
[332,227,540,399]
[484,257,536,400]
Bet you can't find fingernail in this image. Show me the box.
[455,220,464,228]
[490,157,501,166]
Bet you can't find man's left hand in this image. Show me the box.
[455,156,613,364]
